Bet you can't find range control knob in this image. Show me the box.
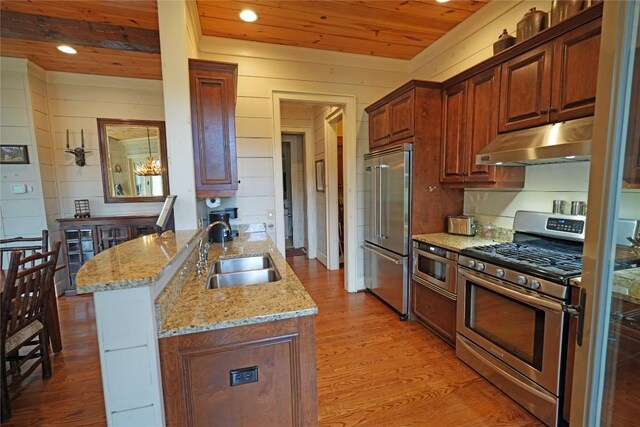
[467,260,476,268]
[517,275,528,286]
[476,263,486,272]
[496,269,505,278]
[530,280,541,290]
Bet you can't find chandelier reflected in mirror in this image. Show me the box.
[134,127,162,176]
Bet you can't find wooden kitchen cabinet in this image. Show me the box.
[160,315,317,427]
[189,60,238,198]
[499,43,553,132]
[440,81,467,183]
[441,68,524,188]
[499,18,601,132]
[366,89,414,150]
[550,18,601,122]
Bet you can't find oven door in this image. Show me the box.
[457,267,566,395]
[412,248,457,295]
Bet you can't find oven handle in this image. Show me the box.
[412,274,456,300]
[458,268,564,312]
[414,248,457,267]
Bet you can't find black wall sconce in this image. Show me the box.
[65,129,91,166]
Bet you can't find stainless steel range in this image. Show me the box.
[456,211,587,427]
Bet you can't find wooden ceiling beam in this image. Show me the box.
[0,10,160,54]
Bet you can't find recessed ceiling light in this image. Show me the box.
[565,156,576,159]
[436,0,450,3]
[57,45,77,55]
[239,9,258,22]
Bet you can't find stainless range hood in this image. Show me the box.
[476,116,593,166]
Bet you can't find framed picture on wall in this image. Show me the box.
[0,145,29,164]
[315,159,325,192]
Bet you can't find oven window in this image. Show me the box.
[466,283,545,370]
[417,254,447,282]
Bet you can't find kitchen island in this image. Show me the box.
[76,228,318,426]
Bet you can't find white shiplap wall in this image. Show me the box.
[0,58,48,241]
[28,63,60,243]
[193,37,407,283]
[409,0,551,81]
[45,73,166,218]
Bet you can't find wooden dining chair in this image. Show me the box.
[0,241,61,422]
[0,230,49,270]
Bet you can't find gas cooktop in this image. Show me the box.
[460,241,583,283]
[461,211,640,285]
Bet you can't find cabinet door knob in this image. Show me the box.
[539,108,548,114]
[549,107,557,113]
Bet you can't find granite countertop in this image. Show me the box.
[156,231,318,338]
[76,230,200,294]
[571,268,640,305]
[412,230,513,252]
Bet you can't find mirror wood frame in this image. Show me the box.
[97,118,170,203]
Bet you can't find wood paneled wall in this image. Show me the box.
[194,37,406,288]
[0,58,48,241]
[45,72,165,217]
[28,64,59,241]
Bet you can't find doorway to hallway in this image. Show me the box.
[282,132,307,255]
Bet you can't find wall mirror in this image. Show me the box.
[97,118,169,203]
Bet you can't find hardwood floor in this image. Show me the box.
[5,258,541,426]
[4,294,106,426]
[287,257,542,426]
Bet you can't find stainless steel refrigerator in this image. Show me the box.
[363,143,412,320]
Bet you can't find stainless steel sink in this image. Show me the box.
[206,254,281,289]
[206,268,281,289]
[211,254,274,274]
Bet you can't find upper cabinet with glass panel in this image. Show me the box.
[97,119,169,203]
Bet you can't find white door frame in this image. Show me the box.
[324,108,343,270]
[272,91,358,292]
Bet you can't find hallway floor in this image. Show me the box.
[4,257,541,426]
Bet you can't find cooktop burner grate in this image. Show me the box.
[461,242,584,279]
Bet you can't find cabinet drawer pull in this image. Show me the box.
[549,107,557,113]
[539,108,548,114]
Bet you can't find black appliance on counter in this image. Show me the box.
[208,208,238,243]
[456,210,639,426]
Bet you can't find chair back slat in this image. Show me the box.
[1,241,60,341]
[0,230,49,270]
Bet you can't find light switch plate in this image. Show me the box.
[10,184,27,194]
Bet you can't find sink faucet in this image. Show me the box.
[195,223,215,277]
[210,220,232,242]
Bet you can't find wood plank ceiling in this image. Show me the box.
[0,0,162,80]
[196,1,489,59]
[0,0,488,80]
